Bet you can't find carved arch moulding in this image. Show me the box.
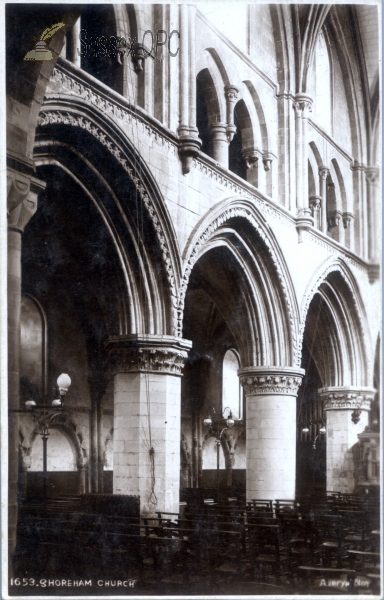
[176,197,300,365]
[37,104,181,336]
[298,256,372,378]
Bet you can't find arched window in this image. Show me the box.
[222,349,242,419]
[312,31,332,133]
[30,428,77,472]
[196,72,211,156]
[79,5,119,90]
[20,295,47,401]
[229,107,247,180]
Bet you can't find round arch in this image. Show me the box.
[179,197,300,367]
[299,257,372,386]
[35,97,181,337]
[29,414,86,470]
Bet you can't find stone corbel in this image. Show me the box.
[131,43,150,73]
[242,147,262,170]
[296,208,314,243]
[262,152,275,172]
[224,84,239,142]
[367,264,380,284]
[342,212,354,229]
[7,169,46,233]
[177,125,202,175]
[327,209,343,230]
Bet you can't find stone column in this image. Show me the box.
[224,84,239,142]
[294,94,314,240]
[97,400,104,493]
[319,167,329,234]
[365,167,379,262]
[107,334,192,515]
[7,166,45,572]
[210,123,229,168]
[319,387,376,493]
[238,367,304,501]
[177,5,201,174]
[90,401,98,492]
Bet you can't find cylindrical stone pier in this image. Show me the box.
[319,386,375,493]
[107,335,192,515]
[239,367,304,502]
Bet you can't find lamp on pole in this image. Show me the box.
[311,421,326,496]
[10,373,71,502]
[203,407,235,498]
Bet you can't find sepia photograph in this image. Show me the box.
[3,1,382,598]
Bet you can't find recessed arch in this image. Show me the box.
[29,414,86,470]
[35,97,181,337]
[299,257,371,385]
[179,197,300,367]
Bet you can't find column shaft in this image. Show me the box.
[210,123,229,168]
[188,5,197,128]
[114,372,181,514]
[319,168,329,233]
[294,104,303,211]
[7,169,44,576]
[239,367,304,502]
[319,387,375,493]
[8,229,22,566]
[97,400,104,493]
[179,5,189,128]
[90,401,98,492]
[366,168,379,262]
[107,335,191,515]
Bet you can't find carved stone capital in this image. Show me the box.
[342,212,354,229]
[365,166,379,185]
[106,334,192,376]
[293,93,313,116]
[226,123,237,143]
[309,195,321,214]
[238,367,305,396]
[319,166,329,180]
[177,126,202,175]
[319,386,375,412]
[7,168,46,233]
[296,210,314,242]
[224,84,239,103]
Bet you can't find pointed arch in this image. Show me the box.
[243,81,269,151]
[35,96,181,336]
[29,413,86,469]
[331,158,348,213]
[179,197,300,368]
[299,257,372,386]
